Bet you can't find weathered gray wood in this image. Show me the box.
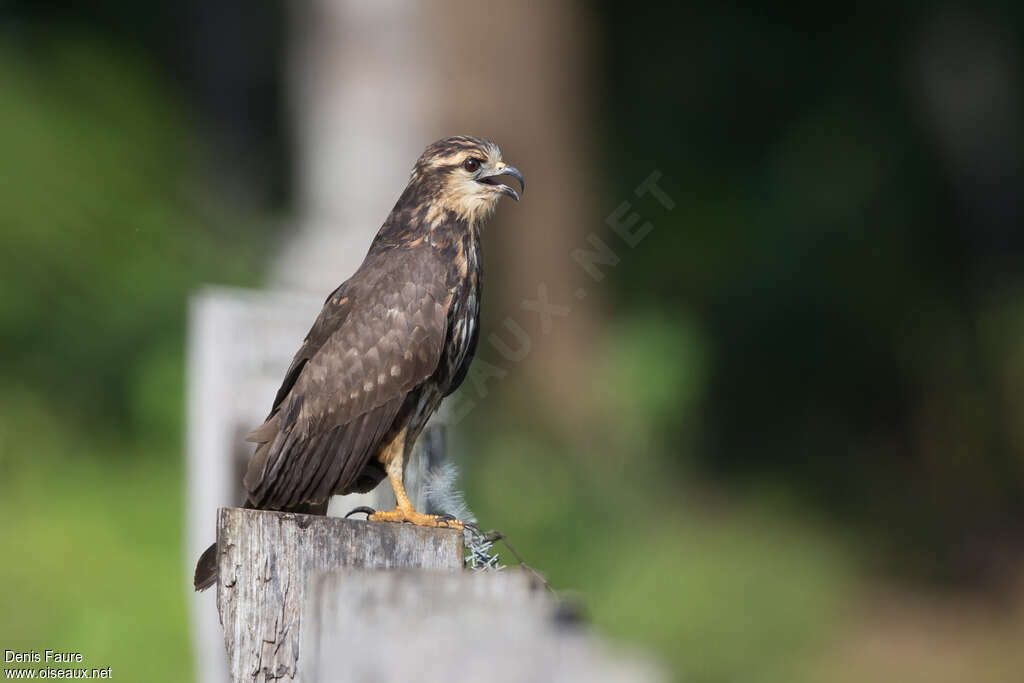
[301,570,666,683]
[187,288,324,683]
[216,507,463,682]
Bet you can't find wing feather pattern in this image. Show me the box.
[243,246,449,511]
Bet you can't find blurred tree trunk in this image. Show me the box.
[424,0,603,434]
[275,0,435,293]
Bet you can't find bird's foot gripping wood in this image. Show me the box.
[351,426,466,530]
[371,507,465,530]
[346,505,464,530]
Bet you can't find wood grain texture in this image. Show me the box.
[301,570,666,683]
[215,507,463,682]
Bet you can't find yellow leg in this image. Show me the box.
[367,428,464,530]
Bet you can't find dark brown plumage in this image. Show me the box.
[194,136,523,590]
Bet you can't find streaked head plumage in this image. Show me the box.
[408,136,524,225]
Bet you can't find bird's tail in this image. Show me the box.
[193,499,330,592]
[193,500,257,592]
[193,542,218,592]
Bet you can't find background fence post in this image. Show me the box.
[300,570,666,683]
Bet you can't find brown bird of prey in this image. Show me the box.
[193,136,523,591]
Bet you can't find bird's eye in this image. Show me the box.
[463,157,480,173]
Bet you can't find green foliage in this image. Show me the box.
[0,393,191,682]
[596,313,708,468]
[0,34,267,682]
[460,327,858,682]
[599,1,1024,577]
[0,37,267,430]
[461,427,856,683]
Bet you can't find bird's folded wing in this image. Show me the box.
[243,247,449,509]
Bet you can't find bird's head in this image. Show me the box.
[409,136,524,226]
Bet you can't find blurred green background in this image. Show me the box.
[3,2,1024,682]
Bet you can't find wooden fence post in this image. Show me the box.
[215,507,463,682]
[300,570,666,683]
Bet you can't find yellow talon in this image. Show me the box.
[368,507,464,530]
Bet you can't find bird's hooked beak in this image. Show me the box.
[478,162,525,202]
